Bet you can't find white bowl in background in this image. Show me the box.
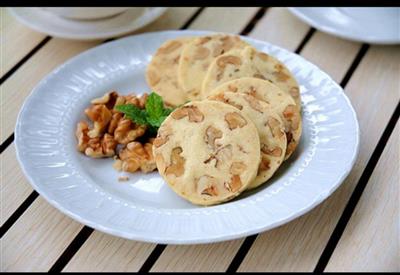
[41,7,129,20]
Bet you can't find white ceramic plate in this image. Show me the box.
[289,7,400,44]
[15,30,359,244]
[7,7,167,40]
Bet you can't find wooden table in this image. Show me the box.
[1,7,399,272]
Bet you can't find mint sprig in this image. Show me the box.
[115,92,177,133]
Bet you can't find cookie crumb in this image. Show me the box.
[118,176,129,182]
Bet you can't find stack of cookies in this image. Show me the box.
[148,34,302,206]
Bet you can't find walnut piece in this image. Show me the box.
[118,176,129,182]
[259,156,271,171]
[267,117,284,138]
[212,93,243,110]
[85,104,113,138]
[158,41,182,54]
[194,46,210,60]
[212,44,223,57]
[165,147,185,177]
[215,145,232,169]
[257,52,270,62]
[117,140,156,173]
[217,55,242,68]
[91,91,119,110]
[224,175,242,193]
[229,162,247,175]
[220,36,235,52]
[197,175,219,196]
[76,121,118,158]
[283,105,300,130]
[85,133,118,158]
[243,94,264,113]
[253,73,266,80]
[114,118,146,145]
[204,144,232,169]
[124,93,148,109]
[205,126,223,150]
[228,84,238,92]
[171,106,204,122]
[76,121,90,152]
[261,145,283,157]
[225,112,247,130]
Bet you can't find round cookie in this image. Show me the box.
[209,77,302,160]
[146,37,192,107]
[153,100,260,206]
[242,46,301,107]
[208,92,287,189]
[178,34,249,100]
[201,48,246,98]
[201,46,301,107]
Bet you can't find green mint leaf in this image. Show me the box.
[163,107,174,117]
[115,92,184,133]
[147,115,169,128]
[115,104,148,126]
[145,92,165,123]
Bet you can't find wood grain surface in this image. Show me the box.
[2,197,82,271]
[1,144,33,226]
[249,8,309,51]
[326,122,399,272]
[1,8,47,78]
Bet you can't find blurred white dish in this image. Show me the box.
[8,7,167,40]
[15,30,359,244]
[41,7,129,20]
[289,7,400,44]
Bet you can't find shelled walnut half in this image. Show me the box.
[113,139,157,173]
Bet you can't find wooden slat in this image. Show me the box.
[63,231,156,272]
[238,45,400,271]
[249,8,309,52]
[1,8,47,78]
[63,8,260,272]
[1,8,200,272]
[1,144,33,226]
[2,197,83,271]
[151,240,244,272]
[301,31,360,83]
[326,122,399,272]
[138,7,198,32]
[0,7,198,144]
[189,7,259,33]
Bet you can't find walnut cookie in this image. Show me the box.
[153,100,261,206]
[146,37,193,107]
[208,92,287,189]
[208,77,302,160]
[201,45,301,107]
[177,34,249,101]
